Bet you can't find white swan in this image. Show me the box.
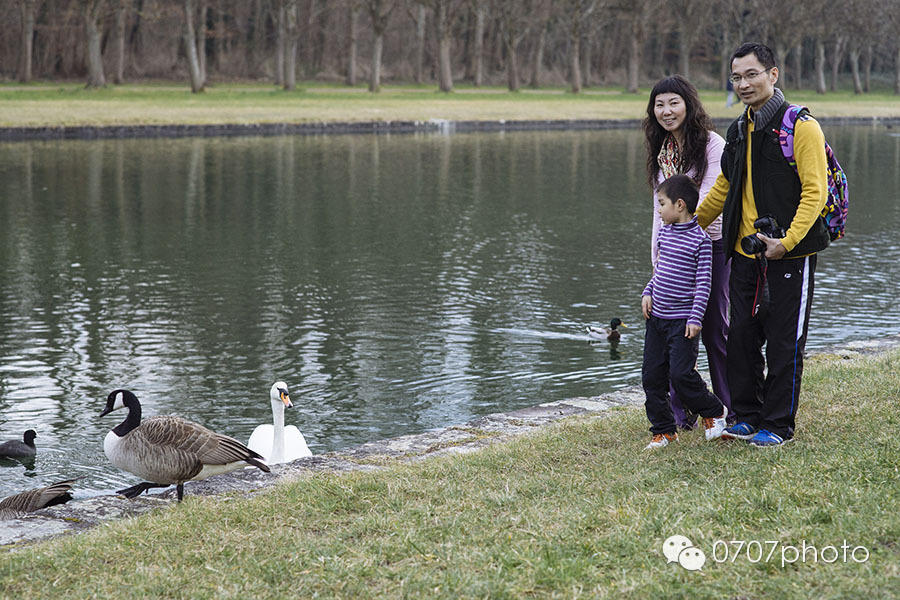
[247,381,312,464]
[100,389,270,501]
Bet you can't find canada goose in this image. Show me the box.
[0,429,37,458]
[587,318,628,342]
[247,381,312,465]
[0,479,75,520]
[100,389,270,502]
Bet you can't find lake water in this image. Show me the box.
[1,126,898,499]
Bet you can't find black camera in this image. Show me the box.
[740,215,786,255]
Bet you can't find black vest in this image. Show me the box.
[719,101,830,259]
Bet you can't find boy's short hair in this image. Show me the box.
[731,42,777,70]
[657,174,700,214]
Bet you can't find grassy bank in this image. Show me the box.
[2,348,898,598]
[1,82,899,127]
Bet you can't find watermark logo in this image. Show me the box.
[663,535,707,571]
[663,535,870,570]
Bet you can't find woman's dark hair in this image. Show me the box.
[642,75,715,189]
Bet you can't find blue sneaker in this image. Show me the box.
[748,430,789,448]
[721,422,756,440]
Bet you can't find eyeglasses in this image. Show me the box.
[729,69,772,84]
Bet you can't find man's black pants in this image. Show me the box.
[727,253,817,440]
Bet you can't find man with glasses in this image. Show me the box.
[695,42,830,448]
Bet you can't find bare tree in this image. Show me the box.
[81,0,107,88]
[470,0,485,86]
[405,1,427,83]
[529,0,552,88]
[111,0,128,84]
[18,0,38,82]
[366,0,397,92]
[346,0,361,85]
[618,0,653,94]
[669,0,713,79]
[184,0,205,92]
[495,0,536,91]
[561,0,598,93]
[284,1,300,90]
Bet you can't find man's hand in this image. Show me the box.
[756,233,787,260]
[642,295,652,320]
[685,323,701,339]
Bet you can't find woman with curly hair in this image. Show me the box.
[642,75,732,429]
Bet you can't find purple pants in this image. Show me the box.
[669,238,732,428]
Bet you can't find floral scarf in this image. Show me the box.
[657,134,681,181]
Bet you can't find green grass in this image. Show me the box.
[0,81,898,127]
[2,348,898,598]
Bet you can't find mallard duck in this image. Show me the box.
[0,479,75,520]
[247,381,312,465]
[0,429,37,459]
[587,318,628,341]
[100,389,270,502]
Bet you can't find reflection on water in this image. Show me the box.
[0,127,898,498]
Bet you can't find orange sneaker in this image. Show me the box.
[644,432,678,450]
[702,407,728,441]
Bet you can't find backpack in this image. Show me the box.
[777,104,849,242]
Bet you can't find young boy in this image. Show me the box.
[642,174,727,449]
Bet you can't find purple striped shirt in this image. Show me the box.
[642,216,712,327]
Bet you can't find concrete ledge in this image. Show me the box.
[0,385,642,548]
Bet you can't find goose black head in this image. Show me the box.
[100,389,140,418]
[23,430,37,446]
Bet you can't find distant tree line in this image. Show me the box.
[2,0,899,94]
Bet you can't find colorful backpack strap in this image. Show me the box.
[776,103,849,242]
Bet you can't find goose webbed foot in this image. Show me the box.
[116,482,170,499]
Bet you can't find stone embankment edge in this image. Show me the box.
[1,116,899,141]
[0,336,897,549]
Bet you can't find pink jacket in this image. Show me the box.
[651,131,725,268]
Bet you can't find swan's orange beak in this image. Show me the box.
[280,390,293,408]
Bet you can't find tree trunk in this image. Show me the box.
[436,4,453,92]
[895,47,900,95]
[283,2,298,90]
[581,34,592,88]
[678,30,690,78]
[438,36,453,91]
[849,47,862,94]
[863,44,872,93]
[184,0,204,92]
[197,1,207,86]
[113,1,126,84]
[275,2,285,85]
[530,22,545,88]
[284,37,297,90]
[626,19,640,94]
[570,33,582,93]
[83,0,106,88]
[792,43,802,89]
[473,2,485,87]
[346,4,358,85]
[370,33,383,92]
[815,40,827,94]
[414,3,425,84]
[18,0,36,82]
[215,0,225,70]
[506,41,519,91]
[830,36,844,92]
